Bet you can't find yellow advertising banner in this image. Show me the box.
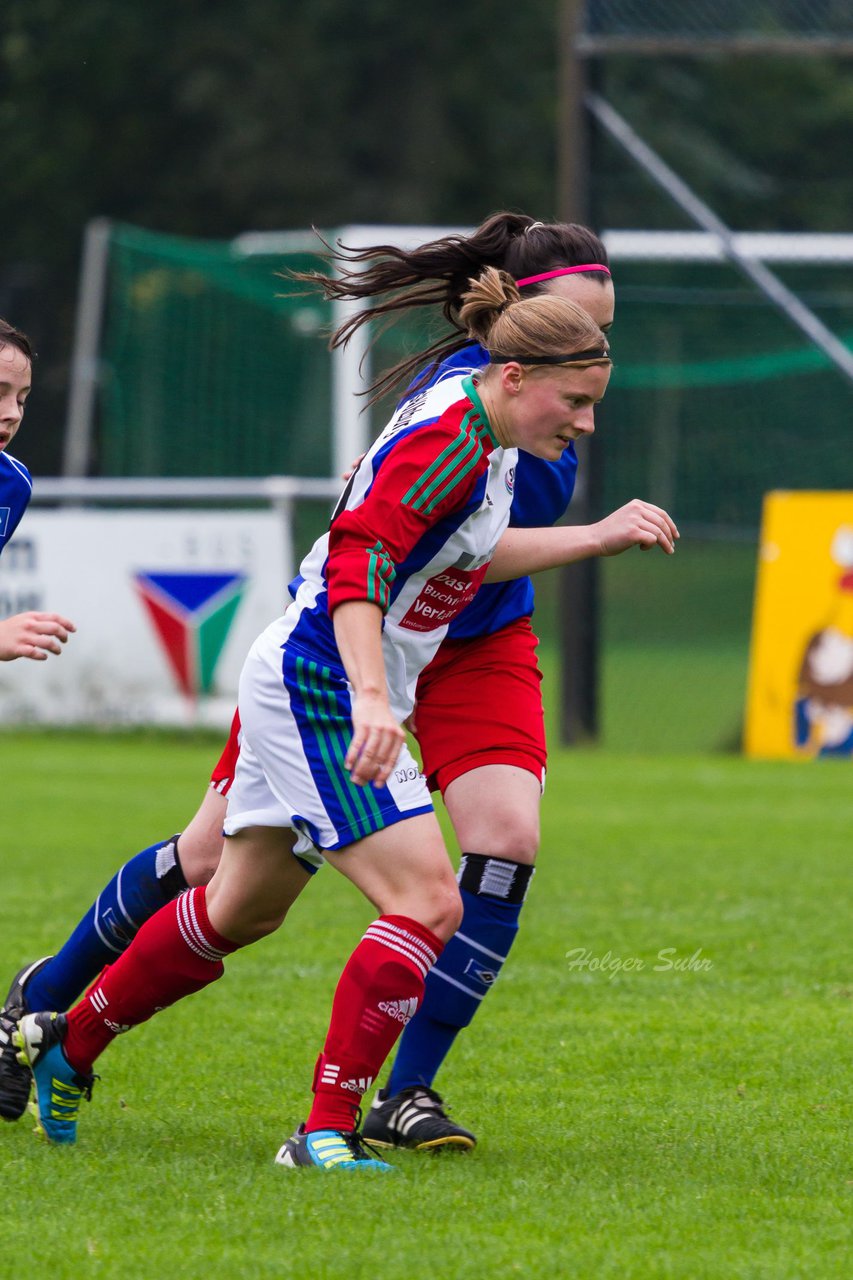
[745,491,853,760]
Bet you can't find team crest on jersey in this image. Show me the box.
[0,507,9,538]
[505,466,515,495]
[134,571,246,698]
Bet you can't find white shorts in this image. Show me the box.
[223,619,434,867]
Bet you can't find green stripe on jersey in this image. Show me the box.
[417,415,485,515]
[402,425,482,515]
[460,376,500,449]
[366,540,395,610]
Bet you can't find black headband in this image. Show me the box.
[490,348,610,365]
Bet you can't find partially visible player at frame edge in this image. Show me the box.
[0,216,674,1150]
[11,269,677,1169]
[0,318,75,662]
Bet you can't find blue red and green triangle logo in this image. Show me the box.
[134,571,247,697]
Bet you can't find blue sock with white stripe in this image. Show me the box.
[385,854,534,1095]
[24,835,187,1013]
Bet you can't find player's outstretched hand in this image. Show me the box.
[345,691,406,789]
[593,499,679,557]
[0,611,77,662]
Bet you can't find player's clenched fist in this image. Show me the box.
[0,611,77,661]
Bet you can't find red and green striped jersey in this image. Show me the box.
[283,374,517,721]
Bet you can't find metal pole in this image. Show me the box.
[63,218,112,477]
[328,224,474,479]
[331,295,371,480]
[587,93,853,385]
[270,494,296,585]
[557,0,589,224]
[557,0,601,744]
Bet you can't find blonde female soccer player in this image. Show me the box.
[1,217,672,1149]
[16,268,673,1168]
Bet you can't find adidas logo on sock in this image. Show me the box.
[378,997,419,1024]
[340,1075,374,1094]
[104,1018,133,1035]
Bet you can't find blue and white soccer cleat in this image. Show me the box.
[275,1123,394,1171]
[0,957,52,1122]
[13,1011,95,1145]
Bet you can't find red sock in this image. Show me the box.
[63,887,239,1074]
[305,914,443,1133]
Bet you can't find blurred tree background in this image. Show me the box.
[2,0,852,473]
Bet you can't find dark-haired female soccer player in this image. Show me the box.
[0,318,75,662]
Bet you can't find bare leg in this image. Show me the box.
[205,827,313,943]
[323,811,462,940]
[175,786,229,885]
[443,764,541,866]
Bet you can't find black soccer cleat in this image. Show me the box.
[361,1085,477,1151]
[0,957,52,1122]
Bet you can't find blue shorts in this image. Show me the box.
[224,619,434,867]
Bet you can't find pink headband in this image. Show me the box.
[516,264,612,287]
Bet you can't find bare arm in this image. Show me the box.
[0,611,77,662]
[484,499,679,583]
[332,600,406,789]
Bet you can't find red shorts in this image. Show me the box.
[209,708,242,795]
[414,616,546,794]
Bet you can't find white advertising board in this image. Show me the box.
[0,510,289,726]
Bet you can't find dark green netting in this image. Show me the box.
[100,223,333,477]
[585,1,853,39]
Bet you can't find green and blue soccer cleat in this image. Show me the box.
[13,1011,95,1145]
[275,1123,393,1171]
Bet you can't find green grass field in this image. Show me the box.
[2,729,850,1279]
